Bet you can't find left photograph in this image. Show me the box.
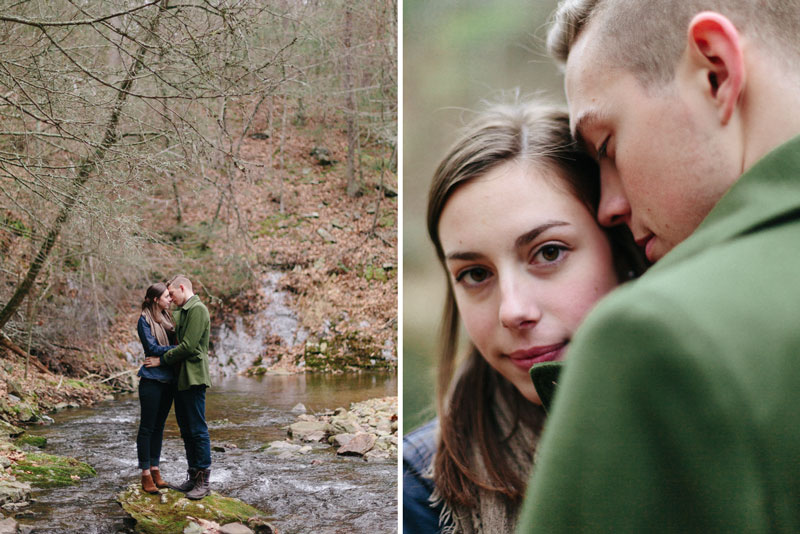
[0,1,398,533]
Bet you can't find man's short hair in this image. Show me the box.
[168,274,193,293]
[547,0,800,86]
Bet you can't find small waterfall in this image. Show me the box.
[210,272,308,377]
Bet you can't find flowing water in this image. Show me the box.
[15,372,397,533]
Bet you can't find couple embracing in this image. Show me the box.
[135,275,212,500]
[406,0,800,533]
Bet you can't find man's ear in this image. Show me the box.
[686,11,744,125]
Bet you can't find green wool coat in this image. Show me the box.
[517,134,800,533]
[162,294,212,391]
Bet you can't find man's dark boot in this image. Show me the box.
[169,468,198,493]
[186,469,210,500]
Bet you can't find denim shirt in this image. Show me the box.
[137,315,176,383]
[403,418,447,533]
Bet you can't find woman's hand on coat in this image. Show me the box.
[143,356,161,368]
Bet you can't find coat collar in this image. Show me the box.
[179,294,200,310]
[651,134,800,273]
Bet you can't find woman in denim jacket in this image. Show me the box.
[136,282,177,493]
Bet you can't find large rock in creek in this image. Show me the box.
[336,432,376,457]
[287,421,329,442]
[117,483,276,534]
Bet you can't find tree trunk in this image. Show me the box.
[0,1,166,332]
[344,3,360,197]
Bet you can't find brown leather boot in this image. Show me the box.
[186,469,210,500]
[150,469,169,489]
[169,468,198,493]
[141,472,158,494]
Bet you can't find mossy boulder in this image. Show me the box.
[14,435,47,448]
[0,420,23,438]
[117,484,273,534]
[9,451,96,488]
[302,332,394,371]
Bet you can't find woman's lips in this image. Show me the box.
[507,342,567,370]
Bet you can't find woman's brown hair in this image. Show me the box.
[427,100,646,508]
[141,282,175,331]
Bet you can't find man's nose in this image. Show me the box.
[597,168,632,228]
[498,273,542,330]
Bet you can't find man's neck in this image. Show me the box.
[742,49,800,172]
[182,293,195,306]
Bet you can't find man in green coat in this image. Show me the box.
[163,274,212,499]
[518,1,800,532]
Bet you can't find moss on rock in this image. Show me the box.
[117,483,272,534]
[14,435,47,448]
[9,452,96,488]
[302,332,394,372]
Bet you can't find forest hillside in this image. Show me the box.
[0,0,397,417]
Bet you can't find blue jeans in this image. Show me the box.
[136,378,175,470]
[173,385,211,470]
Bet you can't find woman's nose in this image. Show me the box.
[498,274,542,329]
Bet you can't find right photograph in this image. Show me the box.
[405,0,800,533]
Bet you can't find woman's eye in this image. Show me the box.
[456,267,491,286]
[533,243,568,264]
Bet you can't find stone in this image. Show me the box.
[337,432,376,456]
[221,523,254,534]
[316,228,336,243]
[15,402,37,422]
[297,445,312,455]
[329,415,363,435]
[330,433,355,448]
[309,146,333,165]
[0,421,23,438]
[5,379,24,398]
[364,449,392,462]
[267,440,300,451]
[0,517,18,534]
[117,483,271,534]
[247,518,277,534]
[1,501,29,513]
[183,522,203,534]
[302,431,326,443]
[9,452,95,488]
[0,479,31,506]
[287,421,329,441]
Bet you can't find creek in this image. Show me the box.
[15,372,397,534]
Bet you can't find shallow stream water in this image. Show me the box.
[16,372,397,533]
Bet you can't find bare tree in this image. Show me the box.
[0,0,299,334]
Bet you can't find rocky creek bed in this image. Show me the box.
[0,372,397,534]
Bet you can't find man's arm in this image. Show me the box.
[162,305,208,365]
[517,291,769,533]
[137,317,175,357]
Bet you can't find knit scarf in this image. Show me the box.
[142,307,174,347]
[432,389,542,534]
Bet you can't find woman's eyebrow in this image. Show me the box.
[445,251,484,262]
[514,221,569,249]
